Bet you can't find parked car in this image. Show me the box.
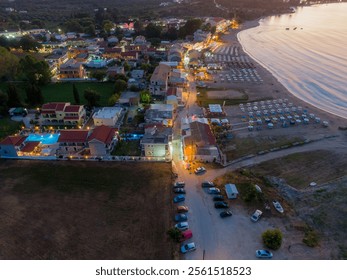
[180,242,196,253]
[208,187,221,194]
[220,210,233,218]
[194,166,206,174]
[177,206,189,213]
[251,209,263,222]
[173,181,185,188]
[213,195,224,201]
[255,250,273,259]
[173,195,185,203]
[214,201,229,208]
[175,213,188,222]
[173,188,186,194]
[180,229,193,241]
[201,181,214,188]
[175,222,189,231]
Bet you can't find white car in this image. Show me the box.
[173,181,185,188]
[181,242,196,253]
[251,210,263,222]
[175,222,189,231]
[194,166,206,174]
[208,187,221,194]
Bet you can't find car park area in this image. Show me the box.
[172,163,329,260]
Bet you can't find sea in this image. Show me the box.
[238,3,347,120]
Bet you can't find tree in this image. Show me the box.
[65,19,84,33]
[134,20,144,34]
[90,70,107,81]
[113,73,128,82]
[72,84,80,104]
[114,79,127,93]
[178,18,203,39]
[19,35,41,51]
[108,93,120,106]
[0,46,20,81]
[164,27,178,41]
[25,84,44,106]
[0,90,9,115]
[7,84,22,107]
[84,88,100,107]
[123,62,131,72]
[262,229,283,250]
[167,227,182,243]
[145,23,162,38]
[85,24,96,36]
[19,55,51,85]
[140,90,150,104]
[148,38,161,47]
[103,20,114,34]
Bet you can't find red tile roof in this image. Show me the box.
[20,141,40,153]
[185,121,216,147]
[41,102,68,112]
[64,105,81,113]
[0,135,27,146]
[88,125,115,144]
[121,51,139,58]
[104,47,122,53]
[58,130,89,143]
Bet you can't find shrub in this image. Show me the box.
[303,228,320,247]
[238,182,263,203]
[262,228,283,250]
[167,228,181,243]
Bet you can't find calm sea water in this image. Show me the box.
[238,3,347,119]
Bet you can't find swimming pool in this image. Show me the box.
[26,133,60,145]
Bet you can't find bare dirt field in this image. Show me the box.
[247,150,347,259]
[207,89,245,99]
[0,160,175,260]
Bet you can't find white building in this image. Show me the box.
[93,107,123,127]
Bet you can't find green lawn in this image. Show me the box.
[111,140,141,156]
[0,82,115,107]
[196,87,249,107]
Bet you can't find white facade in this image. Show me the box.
[93,107,122,127]
[89,139,115,156]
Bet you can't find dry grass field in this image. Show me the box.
[0,160,175,260]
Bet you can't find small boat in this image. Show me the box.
[272,200,284,213]
[285,28,290,31]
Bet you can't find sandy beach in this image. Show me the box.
[215,20,347,132]
[233,20,347,128]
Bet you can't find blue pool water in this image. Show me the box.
[26,133,60,145]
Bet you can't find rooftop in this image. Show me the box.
[0,135,27,146]
[88,125,115,144]
[20,141,40,153]
[58,130,89,143]
[93,107,122,119]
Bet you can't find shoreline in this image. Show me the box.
[224,19,347,127]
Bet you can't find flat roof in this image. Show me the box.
[209,104,223,113]
[93,107,122,119]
